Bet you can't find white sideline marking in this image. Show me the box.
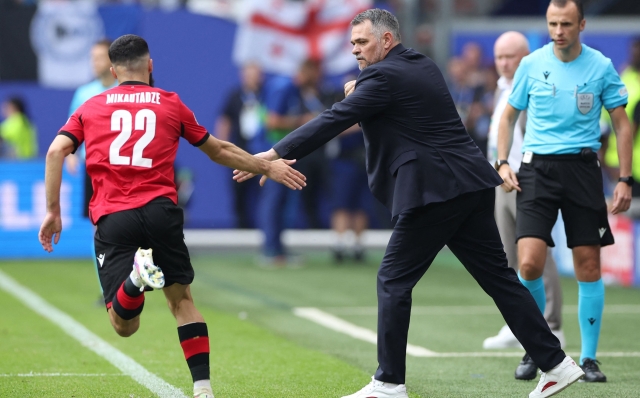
[293,307,438,357]
[324,304,640,316]
[0,373,126,377]
[0,270,187,398]
[294,307,640,358]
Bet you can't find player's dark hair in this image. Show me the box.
[549,0,584,21]
[351,9,402,43]
[108,34,150,66]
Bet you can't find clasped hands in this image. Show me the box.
[233,148,307,190]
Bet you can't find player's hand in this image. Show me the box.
[344,80,356,97]
[233,150,279,183]
[498,165,521,192]
[65,153,80,175]
[38,212,62,253]
[610,182,632,214]
[261,159,307,190]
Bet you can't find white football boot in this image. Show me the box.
[529,356,584,398]
[342,376,409,398]
[193,387,214,398]
[133,248,165,290]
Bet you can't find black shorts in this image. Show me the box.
[516,153,614,248]
[94,197,194,307]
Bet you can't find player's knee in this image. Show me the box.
[519,258,543,279]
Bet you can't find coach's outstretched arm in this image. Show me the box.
[39,135,76,252]
[198,134,306,190]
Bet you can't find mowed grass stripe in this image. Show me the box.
[324,304,640,316]
[295,307,640,358]
[0,270,187,398]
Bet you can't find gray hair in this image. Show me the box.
[351,9,402,43]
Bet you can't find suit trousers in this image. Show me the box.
[374,188,565,384]
[495,187,563,330]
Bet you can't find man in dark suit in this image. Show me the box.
[234,9,583,398]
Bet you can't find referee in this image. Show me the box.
[497,0,633,383]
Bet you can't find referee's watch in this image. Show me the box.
[619,176,635,186]
[495,160,509,171]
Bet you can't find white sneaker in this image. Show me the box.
[342,376,408,398]
[552,329,566,349]
[529,356,584,398]
[193,387,214,398]
[133,248,165,290]
[483,325,523,349]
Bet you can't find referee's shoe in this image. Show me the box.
[580,358,607,382]
[529,356,584,398]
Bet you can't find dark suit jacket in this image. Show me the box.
[273,44,503,218]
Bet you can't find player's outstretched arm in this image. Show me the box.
[232,149,280,183]
[39,135,75,252]
[198,135,306,190]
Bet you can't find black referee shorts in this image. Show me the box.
[515,153,614,248]
[94,197,194,307]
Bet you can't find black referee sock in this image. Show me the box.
[178,322,210,382]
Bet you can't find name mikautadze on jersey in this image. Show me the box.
[106,92,161,105]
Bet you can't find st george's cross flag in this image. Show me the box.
[233,0,371,76]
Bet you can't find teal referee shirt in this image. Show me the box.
[509,42,628,155]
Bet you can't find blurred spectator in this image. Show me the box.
[66,39,117,176]
[466,68,498,157]
[294,59,331,230]
[447,57,475,121]
[0,96,37,159]
[215,62,265,228]
[329,127,371,263]
[448,42,496,156]
[324,78,372,263]
[257,59,320,265]
[461,41,486,88]
[603,37,640,196]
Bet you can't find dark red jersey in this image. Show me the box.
[59,81,209,224]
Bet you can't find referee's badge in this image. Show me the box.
[577,93,594,114]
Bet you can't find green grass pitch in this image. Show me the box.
[1,249,639,397]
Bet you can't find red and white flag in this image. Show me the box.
[233,0,371,76]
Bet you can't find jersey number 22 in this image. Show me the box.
[110,109,156,168]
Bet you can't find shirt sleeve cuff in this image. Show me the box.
[604,99,628,111]
[58,131,79,154]
[192,132,210,147]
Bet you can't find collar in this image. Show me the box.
[385,43,406,59]
[119,81,149,86]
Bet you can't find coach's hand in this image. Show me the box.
[262,159,307,190]
[498,164,521,193]
[39,212,62,253]
[344,80,356,97]
[610,182,632,214]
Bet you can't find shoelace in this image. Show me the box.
[582,359,602,370]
